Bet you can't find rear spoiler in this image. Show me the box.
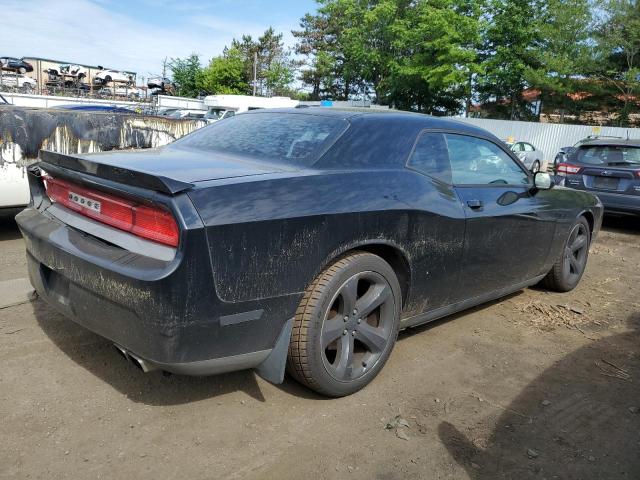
[39,150,194,195]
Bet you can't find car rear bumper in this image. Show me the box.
[16,205,298,376]
[591,191,640,215]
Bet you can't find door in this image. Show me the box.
[405,131,467,310]
[445,134,557,299]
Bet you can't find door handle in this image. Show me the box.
[466,199,484,209]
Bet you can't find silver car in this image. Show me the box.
[507,141,544,173]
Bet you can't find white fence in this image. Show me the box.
[455,118,640,162]
[1,92,206,111]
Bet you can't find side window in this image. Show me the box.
[523,143,534,152]
[445,134,529,186]
[512,142,524,152]
[407,132,452,184]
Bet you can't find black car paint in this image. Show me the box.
[0,57,33,72]
[16,110,603,381]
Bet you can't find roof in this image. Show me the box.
[245,107,495,138]
[580,138,640,147]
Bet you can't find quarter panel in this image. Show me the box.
[188,170,467,316]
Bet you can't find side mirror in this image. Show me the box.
[533,172,554,190]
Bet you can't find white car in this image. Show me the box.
[59,64,87,79]
[94,69,135,85]
[203,95,299,123]
[0,73,37,92]
[98,85,144,98]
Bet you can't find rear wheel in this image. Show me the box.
[287,252,401,397]
[541,216,590,292]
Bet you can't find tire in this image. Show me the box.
[541,216,591,292]
[104,75,112,83]
[531,160,541,173]
[18,67,26,74]
[287,251,401,397]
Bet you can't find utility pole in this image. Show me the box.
[253,52,257,96]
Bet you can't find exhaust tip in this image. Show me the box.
[113,344,158,373]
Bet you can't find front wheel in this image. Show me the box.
[541,217,591,292]
[287,252,401,397]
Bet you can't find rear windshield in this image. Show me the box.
[574,145,640,165]
[174,112,348,165]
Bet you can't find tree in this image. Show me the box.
[227,28,296,96]
[386,0,483,114]
[477,0,545,120]
[197,48,249,95]
[593,0,640,126]
[169,54,202,98]
[293,10,353,99]
[263,57,296,96]
[526,0,594,122]
[295,0,482,113]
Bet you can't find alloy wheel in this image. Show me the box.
[564,223,589,283]
[320,271,395,382]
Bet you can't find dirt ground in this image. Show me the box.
[0,211,638,480]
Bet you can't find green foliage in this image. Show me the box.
[593,0,640,125]
[197,48,249,95]
[165,1,640,125]
[168,29,298,98]
[228,28,298,96]
[525,0,593,118]
[475,0,545,120]
[169,54,202,98]
[295,0,483,113]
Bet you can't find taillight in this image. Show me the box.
[556,163,582,176]
[43,174,179,247]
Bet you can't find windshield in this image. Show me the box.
[174,112,348,165]
[574,145,640,165]
[205,108,230,120]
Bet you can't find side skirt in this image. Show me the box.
[400,275,546,330]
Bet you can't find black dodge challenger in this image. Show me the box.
[17,109,603,397]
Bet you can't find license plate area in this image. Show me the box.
[593,176,619,190]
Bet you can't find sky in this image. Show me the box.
[1,0,317,79]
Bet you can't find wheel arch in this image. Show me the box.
[580,210,595,236]
[316,240,412,309]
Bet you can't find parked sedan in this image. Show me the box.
[16,110,602,397]
[0,57,33,74]
[557,138,640,215]
[507,140,544,172]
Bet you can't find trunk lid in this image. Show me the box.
[40,147,290,195]
[567,164,640,195]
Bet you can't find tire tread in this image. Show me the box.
[287,252,373,392]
